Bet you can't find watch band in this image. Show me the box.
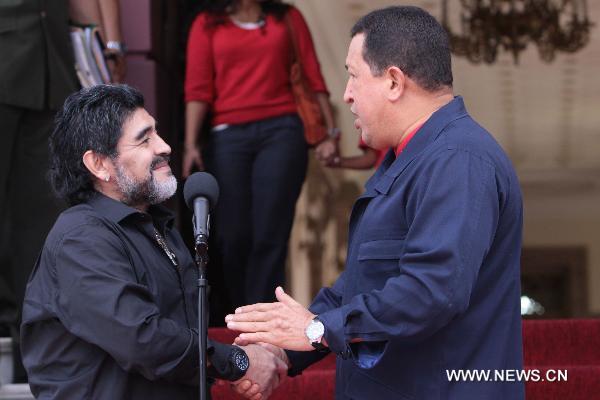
[306,317,328,352]
[229,346,250,381]
[206,341,249,381]
[311,340,328,352]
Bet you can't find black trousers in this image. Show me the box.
[204,114,307,324]
[0,104,64,381]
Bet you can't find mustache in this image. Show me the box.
[150,155,170,169]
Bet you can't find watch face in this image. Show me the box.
[306,320,325,341]
[233,349,250,371]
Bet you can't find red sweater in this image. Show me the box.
[185,7,329,126]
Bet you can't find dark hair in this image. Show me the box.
[194,0,290,26]
[49,84,144,206]
[351,6,453,91]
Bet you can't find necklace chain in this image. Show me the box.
[153,228,178,268]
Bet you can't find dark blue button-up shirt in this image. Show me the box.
[289,97,525,399]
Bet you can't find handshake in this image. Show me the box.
[231,343,289,399]
[225,287,321,399]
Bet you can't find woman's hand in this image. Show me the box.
[182,146,204,177]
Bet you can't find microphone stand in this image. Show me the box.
[194,231,209,400]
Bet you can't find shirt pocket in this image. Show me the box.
[0,13,17,34]
[355,239,405,291]
[358,238,406,261]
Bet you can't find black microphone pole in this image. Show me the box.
[193,198,210,400]
[184,172,219,400]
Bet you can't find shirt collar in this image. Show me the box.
[384,96,468,178]
[394,123,423,156]
[87,192,175,228]
[362,96,469,196]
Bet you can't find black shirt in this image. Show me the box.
[21,194,227,399]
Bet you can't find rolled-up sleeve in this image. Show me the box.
[53,224,199,383]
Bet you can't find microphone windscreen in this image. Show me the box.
[183,172,220,210]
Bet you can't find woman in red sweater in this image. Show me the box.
[184,0,338,320]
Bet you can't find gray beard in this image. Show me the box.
[115,164,178,207]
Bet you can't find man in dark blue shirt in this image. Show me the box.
[226,6,524,400]
[20,84,286,399]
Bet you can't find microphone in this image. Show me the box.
[183,172,219,257]
[184,173,219,400]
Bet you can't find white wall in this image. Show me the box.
[288,0,600,315]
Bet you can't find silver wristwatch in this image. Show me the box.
[305,317,326,351]
[106,40,127,55]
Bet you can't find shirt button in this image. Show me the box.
[40,11,46,18]
[338,349,351,360]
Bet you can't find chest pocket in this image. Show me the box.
[358,239,406,261]
[355,239,405,292]
[0,14,17,34]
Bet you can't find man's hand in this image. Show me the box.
[232,344,288,399]
[226,287,316,351]
[259,343,291,368]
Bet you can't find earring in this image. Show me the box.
[105,176,110,182]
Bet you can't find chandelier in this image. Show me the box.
[441,0,594,64]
